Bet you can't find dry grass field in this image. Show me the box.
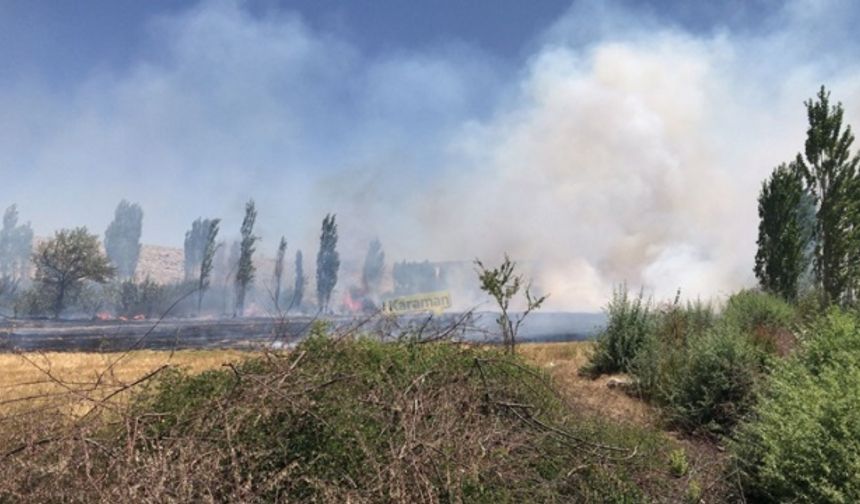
[0,349,249,417]
[1,340,731,502]
[518,342,656,426]
[0,342,653,426]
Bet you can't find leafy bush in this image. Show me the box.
[629,296,765,434]
[659,326,764,433]
[583,285,654,376]
[794,287,828,323]
[795,307,860,372]
[721,290,796,354]
[733,309,860,503]
[629,299,713,398]
[112,277,168,318]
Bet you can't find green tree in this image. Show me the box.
[234,200,258,317]
[291,249,305,312]
[316,214,339,313]
[197,219,220,312]
[361,238,384,298]
[754,162,812,300]
[795,86,860,304]
[116,277,166,318]
[476,254,547,354]
[104,200,143,280]
[273,236,287,311]
[33,227,114,318]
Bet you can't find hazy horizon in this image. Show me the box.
[3,0,860,310]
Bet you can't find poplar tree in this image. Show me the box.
[316,214,339,313]
[754,163,811,300]
[794,86,860,304]
[234,200,258,316]
[197,219,220,312]
[291,249,305,312]
[185,218,218,280]
[104,200,143,280]
[273,236,287,311]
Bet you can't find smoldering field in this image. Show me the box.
[5,0,860,312]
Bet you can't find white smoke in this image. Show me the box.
[2,0,860,310]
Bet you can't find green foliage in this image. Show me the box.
[795,286,829,322]
[794,307,860,374]
[114,277,167,318]
[104,199,143,280]
[475,254,548,355]
[754,163,813,300]
[272,236,287,311]
[668,449,689,478]
[626,292,776,434]
[658,326,764,434]
[15,283,55,316]
[234,200,258,316]
[686,480,703,504]
[127,336,659,502]
[733,308,860,503]
[291,249,305,312]
[583,285,653,376]
[722,289,795,333]
[197,218,220,312]
[315,214,339,312]
[794,86,860,304]
[32,227,114,318]
[721,289,796,355]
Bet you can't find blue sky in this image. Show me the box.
[1,0,859,308]
[0,0,783,84]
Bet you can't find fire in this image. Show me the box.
[342,287,364,313]
[95,312,112,321]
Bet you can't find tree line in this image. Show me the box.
[0,199,361,319]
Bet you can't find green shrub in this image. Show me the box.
[628,298,716,403]
[733,309,860,503]
[583,286,654,376]
[668,448,689,477]
[796,307,860,373]
[722,289,794,334]
[660,326,764,434]
[794,287,828,323]
[628,294,764,433]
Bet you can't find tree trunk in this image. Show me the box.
[53,284,66,320]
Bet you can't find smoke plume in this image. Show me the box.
[2,0,860,309]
